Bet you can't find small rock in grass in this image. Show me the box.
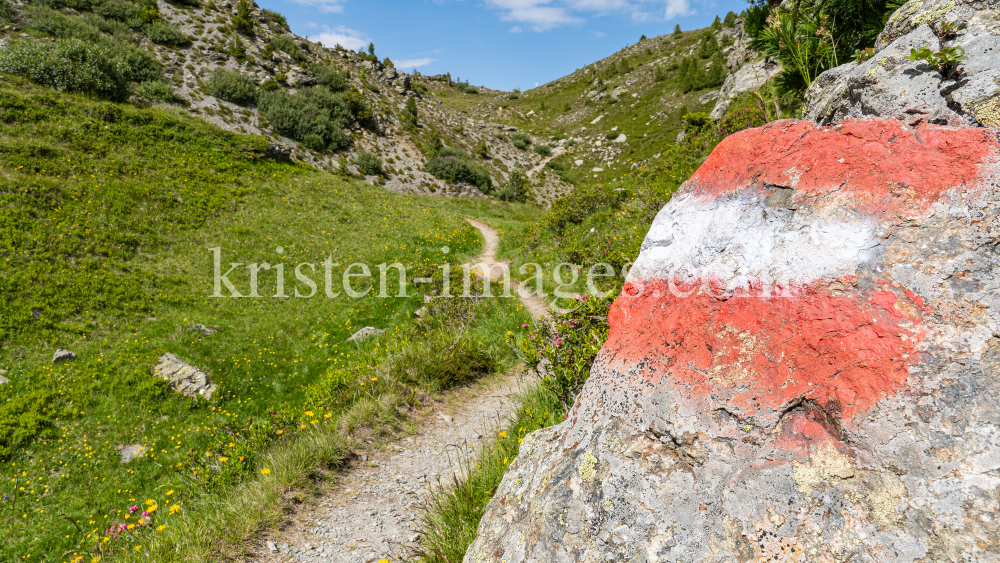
[266,541,277,552]
[191,323,217,335]
[154,353,217,399]
[347,327,384,342]
[0,374,8,386]
[52,349,76,363]
[440,414,453,424]
[118,444,146,463]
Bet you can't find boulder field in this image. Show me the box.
[465,118,1000,562]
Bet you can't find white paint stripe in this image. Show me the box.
[628,192,878,290]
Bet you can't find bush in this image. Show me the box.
[0,0,19,22]
[257,87,351,149]
[145,20,190,46]
[0,38,136,100]
[511,132,531,150]
[314,64,347,92]
[463,85,478,94]
[232,0,253,34]
[673,23,683,38]
[496,170,528,203]
[474,138,488,158]
[413,82,428,94]
[271,34,306,62]
[425,153,492,191]
[355,151,383,175]
[533,144,551,157]
[402,95,418,129]
[723,10,737,27]
[262,8,287,30]
[365,82,380,94]
[137,79,184,102]
[205,69,256,105]
[23,4,102,41]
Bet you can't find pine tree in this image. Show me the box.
[711,15,722,30]
[368,42,375,57]
[698,31,719,58]
[403,96,418,130]
[706,50,727,88]
[673,24,683,38]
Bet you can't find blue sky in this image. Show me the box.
[255,0,750,91]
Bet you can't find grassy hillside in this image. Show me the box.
[431,26,742,185]
[0,74,541,562]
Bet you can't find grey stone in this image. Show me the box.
[347,327,384,342]
[52,349,75,363]
[466,120,1000,562]
[697,90,719,104]
[191,323,217,335]
[0,375,8,386]
[264,143,292,162]
[117,444,146,463]
[154,353,217,399]
[612,134,626,143]
[805,3,1000,129]
[804,24,964,127]
[710,57,782,119]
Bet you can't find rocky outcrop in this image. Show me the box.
[466,119,1000,562]
[710,57,782,119]
[804,0,1000,128]
[154,353,217,399]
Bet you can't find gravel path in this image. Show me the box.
[246,219,547,563]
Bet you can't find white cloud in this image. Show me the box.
[663,0,692,20]
[510,25,524,32]
[288,0,346,14]
[310,25,369,51]
[395,57,436,69]
[485,0,696,31]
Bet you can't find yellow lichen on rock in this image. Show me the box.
[911,0,956,25]
[792,441,856,494]
[578,450,598,483]
[967,94,1000,128]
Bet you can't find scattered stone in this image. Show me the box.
[414,306,428,318]
[439,414,453,424]
[612,134,626,143]
[263,143,292,162]
[574,159,584,166]
[266,541,277,553]
[698,90,720,104]
[52,349,76,363]
[154,353,217,399]
[0,374,8,386]
[590,114,604,125]
[117,444,146,463]
[347,327,384,342]
[191,323,217,335]
[591,167,603,172]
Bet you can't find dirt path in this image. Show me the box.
[247,219,548,563]
[464,218,550,320]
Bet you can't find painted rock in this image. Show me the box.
[465,119,1000,562]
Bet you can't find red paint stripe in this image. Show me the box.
[688,119,1000,218]
[608,280,924,423]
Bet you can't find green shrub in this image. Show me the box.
[79,11,134,39]
[0,390,59,459]
[145,20,190,46]
[232,0,253,34]
[673,23,683,37]
[654,64,667,82]
[0,0,19,22]
[271,34,306,62]
[262,8,287,29]
[474,138,488,158]
[0,38,136,100]
[425,153,492,191]
[511,132,531,150]
[413,82,428,94]
[463,85,478,94]
[23,4,103,41]
[315,64,348,92]
[355,151,383,175]
[137,79,184,103]
[365,82,380,94]
[496,169,528,203]
[205,69,256,105]
[256,87,351,149]
[402,95,418,129]
[723,10,737,27]
[533,144,551,157]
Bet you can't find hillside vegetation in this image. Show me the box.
[0,75,542,561]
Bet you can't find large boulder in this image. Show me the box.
[805,0,1000,128]
[465,119,1000,562]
